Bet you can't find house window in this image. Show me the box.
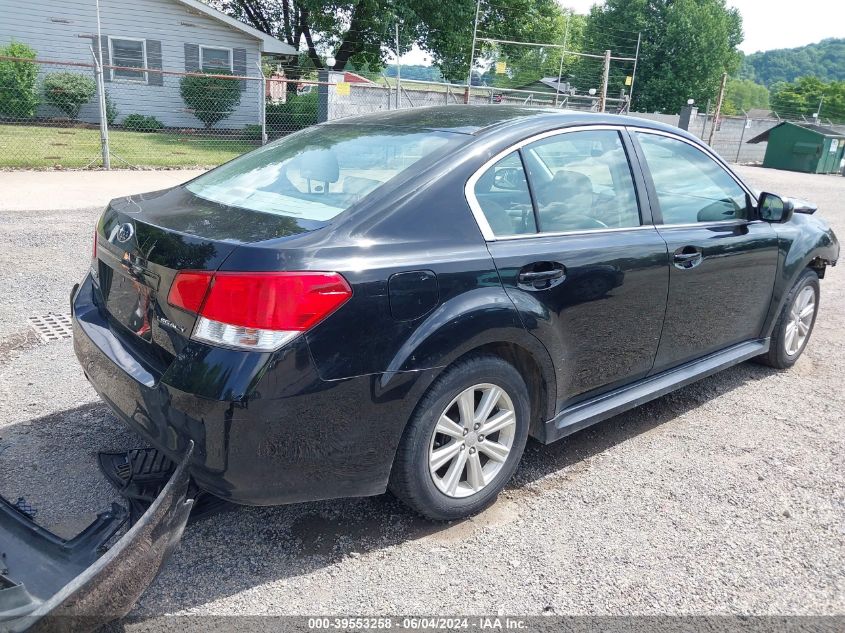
[109,37,147,82]
[200,46,232,73]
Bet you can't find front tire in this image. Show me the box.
[389,355,530,521]
[756,269,820,369]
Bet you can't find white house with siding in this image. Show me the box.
[0,0,296,128]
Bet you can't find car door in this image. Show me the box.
[630,129,779,373]
[467,126,669,411]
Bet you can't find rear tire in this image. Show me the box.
[755,269,820,369]
[389,355,530,521]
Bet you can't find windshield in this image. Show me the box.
[185,125,463,221]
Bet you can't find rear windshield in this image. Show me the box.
[185,125,463,221]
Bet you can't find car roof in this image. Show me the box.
[326,105,690,139]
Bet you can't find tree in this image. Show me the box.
[180,73,242,128]
[209,0,424,72]
[580,0,743,113]
[0,41,39,119]
[206,0,568,83]
[423,0,570,83]
[43,72,96,119]
[473,10,586,90]
[722,78,769,115]
[770,77,845,123]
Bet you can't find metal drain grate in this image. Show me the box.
[27,313,73,342]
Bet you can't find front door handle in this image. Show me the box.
[672,247,703,269]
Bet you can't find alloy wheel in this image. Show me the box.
[784,285,816,356]
[428,383,517,498]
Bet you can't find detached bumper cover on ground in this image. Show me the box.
[0,443,194,632]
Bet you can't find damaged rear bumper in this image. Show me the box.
[0,443,195,632]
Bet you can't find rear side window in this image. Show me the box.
[634,132,750,224]
[470,129,641,238]
[523,130,640,232]
[185,126,463,221]
[472,151,537,236]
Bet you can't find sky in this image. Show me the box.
[395,0,844,65]
[559,0,844,54]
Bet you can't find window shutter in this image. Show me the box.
[233,47,247,90]
[99,36,111,82]
[146,40,163,86]
[184,43,199,72]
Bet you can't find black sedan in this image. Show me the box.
[72,106,840,521]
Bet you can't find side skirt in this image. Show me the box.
[542,339,770,444]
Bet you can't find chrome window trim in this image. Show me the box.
[464,123,760,242]
[653,219,763,231]
[493,225,657,241]
[464,124,630,242]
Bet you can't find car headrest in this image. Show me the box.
[551,170,593,194]
[297,149,340,183]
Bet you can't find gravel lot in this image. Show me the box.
[0,166,842,625]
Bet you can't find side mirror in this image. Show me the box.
[493,167,525,191]
[758,192,794,223]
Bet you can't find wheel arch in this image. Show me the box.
[379,333,557,458]
[763,224,838,338]
[449,341,554,441]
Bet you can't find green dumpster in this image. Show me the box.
[746,121,845,174]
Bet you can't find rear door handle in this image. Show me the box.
[518,270,564,283]
[672,247,703,269]
[517,262,567,290]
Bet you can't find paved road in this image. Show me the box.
[0,166,842,624]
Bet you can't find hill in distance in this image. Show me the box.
[740,38,845,86]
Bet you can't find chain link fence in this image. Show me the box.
[326,75,627,118]
[0,55,297,169]
[0,57,109,169]
[0,53,635,170]
[2,54,844,171]
[631,109,845,165]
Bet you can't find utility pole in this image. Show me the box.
[707,72,728,147]
[465,0,481,103]
[735,109,749,163]
[628,32,641,111]
[598,49,610,113]
[395,22,401,109]
[817,96,824,119]
[554,15,570,108]
[94,0,110,168]
[257,61,267,144]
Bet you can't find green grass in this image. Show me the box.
[0,123,258,169]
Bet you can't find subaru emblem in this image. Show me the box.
[116,223,134,243]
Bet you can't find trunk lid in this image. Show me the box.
[96,187,315,370]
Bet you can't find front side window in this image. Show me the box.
[185,125,463,222]
[635,132,750,224]
[110,38,146,82]
[523,129,640,232]
[472,151,536,236]
[201,46,232,72]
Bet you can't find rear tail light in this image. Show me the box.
[168,271,352,351]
